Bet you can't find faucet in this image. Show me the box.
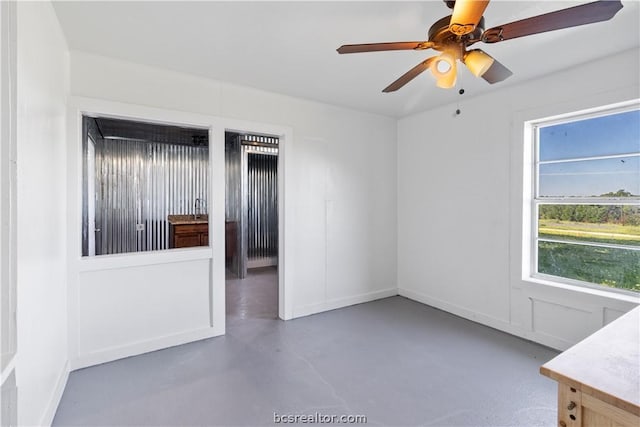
[194,198,206,219]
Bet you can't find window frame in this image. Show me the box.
[80,114,212,257]
[528,102,640,295]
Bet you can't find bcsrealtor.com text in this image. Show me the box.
[274,412,367,424]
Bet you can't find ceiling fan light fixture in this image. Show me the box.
[431,52,457,89]
[463,49,494,77]
[450,0,490,35]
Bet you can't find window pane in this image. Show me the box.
[538,156,640,198]
[82,116,210,256]
[539,109,640,161]
[538,205,640,247]
[538,241,640,292]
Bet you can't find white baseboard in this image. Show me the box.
[247,257,277,269]
[293,288,398,319]
[398,287,528,341]
[71,326,223,371]
[40,359,70,427]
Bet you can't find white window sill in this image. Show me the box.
[77,246,213,272]
[524,274,640,304]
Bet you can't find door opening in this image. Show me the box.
[224,131,279,321]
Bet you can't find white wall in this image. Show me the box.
[66,51,397,366]
[16,2,69,426]
[66,100,228,369]
[0,1,18,425]
[398,48,640,351]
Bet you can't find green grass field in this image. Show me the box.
[537,220,640,292]
[538,219,640,246]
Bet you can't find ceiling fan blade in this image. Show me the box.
[481,0,623,43]
[382,57,436,93]
[449,0,490,35]
[337,41,433,54]
[481,58,512,84]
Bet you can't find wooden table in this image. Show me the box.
[540,306,640,427]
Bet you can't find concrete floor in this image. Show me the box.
[53,269,559,426]
[226,266,279,322]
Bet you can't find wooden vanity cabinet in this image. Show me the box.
[170,223,208,248]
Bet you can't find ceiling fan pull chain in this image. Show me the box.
[455,87,464,116]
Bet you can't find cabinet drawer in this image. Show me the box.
[174,233,202,248]
[169,222,208,248]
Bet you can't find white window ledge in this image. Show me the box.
[525,274,640,304]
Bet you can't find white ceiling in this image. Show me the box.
[52,1,640,118]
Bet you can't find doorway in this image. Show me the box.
[224,132,279,322]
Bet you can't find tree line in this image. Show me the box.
[540,190,640,226]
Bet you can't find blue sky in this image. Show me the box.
[539,109,640,197]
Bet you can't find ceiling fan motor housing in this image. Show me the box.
[428,15,485,52]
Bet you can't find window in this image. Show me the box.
[82,116,210,256]
[531,105,640,293]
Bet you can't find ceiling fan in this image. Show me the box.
[337,0,623,92]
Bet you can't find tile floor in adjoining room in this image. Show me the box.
[53,268,559,426]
